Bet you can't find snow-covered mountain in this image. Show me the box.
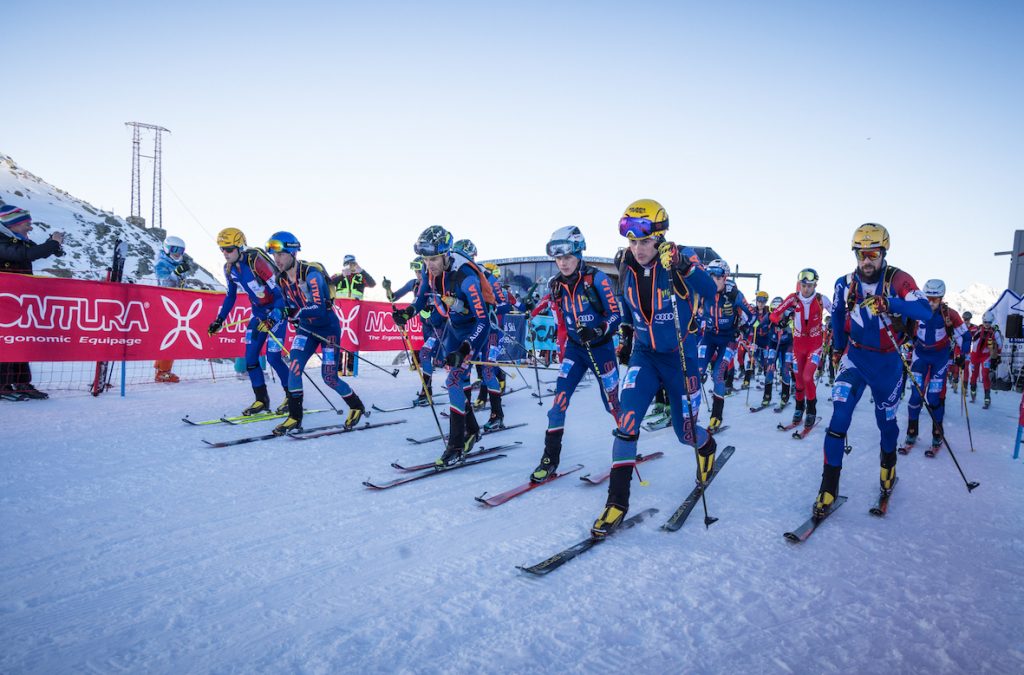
[946,282,1000,318]
[0,153,221,289]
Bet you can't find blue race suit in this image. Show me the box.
[907,304,972,426]
[699,280,753,404]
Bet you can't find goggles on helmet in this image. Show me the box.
[707,266,727,278]
[546,239,579,257]
[410,259,423,272]
[619,216,662,240]
[166,245,185,256]
[266,239,295,254]
[855,248,883,261]
[414,241,449,257]
[798,269,819,283]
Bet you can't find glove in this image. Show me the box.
[208,318,224,336]
[991,356,1001,368]
[392,305,416,326]
[445,341,472,369]
[658,241,680,269]
[577,322,607,345]
[860,294,889,316]
[256,318,276,333]
[616,325,634,365]
[955,354,965,369]
[831,350,843,370]
[286,307,300,324]
[174,261,190,276]
[382,277,393,297]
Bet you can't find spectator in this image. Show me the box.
[330,254,376,375]
[152,236,190,383]
[0,204,64,400]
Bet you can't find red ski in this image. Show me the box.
[474,464,584,507]
[579,452,665,485]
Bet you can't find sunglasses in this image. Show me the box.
[619,216,662,240]
[220,246,239,253]
[855,249,883,261]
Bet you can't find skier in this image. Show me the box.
[592,199,718,538]
[763,296,794,409]
[266,231,365,435]
[698,259,752,430]
[207,228,291,416]
[747,291,774,394]
[392,226,498,466]
[811,223,931,517]
[0,204,64,400]
[969,310,1003,408]
[454,239,507,413]
[152,235,191,383]
[389,257,446,405]
[530,226,622,483]
[903,279,971,449]
[770,268,833,428]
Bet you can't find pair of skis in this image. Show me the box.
[784,479,899,543]
[517,447,735,575]
[182,409,331,426]
[201,419,406,448]
[777,416,821,439]
[405,422,528,445]
[363,441,524,489]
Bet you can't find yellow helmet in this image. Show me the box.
[217,227,247,248]
[851,223,889,251]
[619,199,669,239]
[755,290,769,301]
[483,262,501,278]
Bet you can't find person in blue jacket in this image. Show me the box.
[904,279,972,450]
[266,231,365,436]
[207,227,290,416]
[813,223,932,517]
[392,226,498,467]
[530,226,623,483]
[592,199,718,538]
[698,258,752,429]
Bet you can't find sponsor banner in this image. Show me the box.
[0,273,422,361]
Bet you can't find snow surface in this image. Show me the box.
[2,367,1023,673]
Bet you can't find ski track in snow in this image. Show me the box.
[1,371,1022,673]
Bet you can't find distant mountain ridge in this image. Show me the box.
[945,282,999,319]
[0,152,221,289]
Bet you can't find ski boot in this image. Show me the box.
[904,418,919,446]
[154,370,180,383]
[591,465,632,538]
[880,450,897,495]
[760,382,773,407]
[272,392,304,436]
[792,399,805,425]
[813,464,841,518]
[983,390,991,409]
[804,398,817,428]
[413,376,433,406]
[696,435,717,485]
[342,393,365,430]
[531,430,562,483]
[275,398,290,415]
[779,382,791,406]
[242,385,271,416]
[708,395,725,432]
[724,368,735,395]
[482,391,505,431]
[10,383,48,399]
[931,424,943,450]
[742,369,753,390]
[970,385,977,402]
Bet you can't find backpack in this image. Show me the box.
[843,265,908,339]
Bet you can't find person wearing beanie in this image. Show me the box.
[0,204,65,400]
[329,254,376,375]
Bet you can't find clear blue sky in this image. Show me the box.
[3,0,1021,298]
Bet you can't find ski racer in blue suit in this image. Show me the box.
[812,223,931,517]
[591,199,719,539]
[392,226,498,467]
[207,227,291,417]
[529,226,623,484]
[904,279,972,450]
[698,258,753,430]
[266,231,365,436]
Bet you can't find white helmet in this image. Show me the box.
[923,279,946,298]
[770,296,783,310]
[707,258,730,277]
[982,310,995,325]
[546,226,586,258]
[163,236,185,258]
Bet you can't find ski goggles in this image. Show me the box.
[618,216,664,240]
[166,245,185,256]
[413,241,448,256]
[798,268,819,283]
[707,266,727,278]
[410,259,424,272]
[546,239,578,257]
[855,248,883,261]
[265,239,297,254]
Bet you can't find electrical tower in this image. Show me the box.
[125,122,170,230]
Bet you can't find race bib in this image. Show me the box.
[559,358,575,378]
[292,335,308,352]
[622,366,641,390]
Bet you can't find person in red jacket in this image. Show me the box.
[770,268,833,428]
[969,310,1003,408]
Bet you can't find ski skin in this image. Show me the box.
[391,442,523,472]
[516,508,659,576]
[288,419,406,440]
[202,420,393,448]
[662,446,736,531]
[783,495,848,543]
[579,452,665,485]
[362,454,508,490]
[474,464,585,507]
[869,477,898,517]
[406,422,528,445]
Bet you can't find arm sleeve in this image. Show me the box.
[887,270,932,322]
[594,271,622,333]
[831,279,849,353]
[362,272,376,288]
[0,238,61,264]
[821,293,833,314]
[294,269,330,319]
[769,294,797,324]
[393,278,417,300]
[460,273,490,353]
[217,271,237,321]
[679,266,717,304]
[735,290,754,321]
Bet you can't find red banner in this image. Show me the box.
[0,273,422,361]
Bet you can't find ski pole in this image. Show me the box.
[386,301,447,448]
[881,318,979,492]
[961,367,975,452]
[293,326,399,378]
[528,324,544,406]
[382,278,418,368]
[669,290,717,528]
[263,329,340,414]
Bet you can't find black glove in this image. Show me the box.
[286,307,300,324]
[174,261,190,276]
[392,305,416,326]
[616,325,634,365]
[445,341,472,369]
[208,318,224,336]
[955,354,965,369]
[577,322,607,345]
